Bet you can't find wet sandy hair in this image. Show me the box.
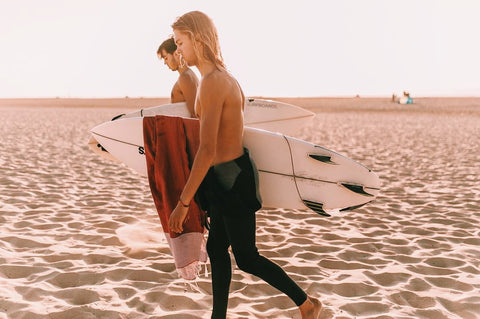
[171,11,225,69]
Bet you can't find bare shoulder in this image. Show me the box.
[178,69,199,86]
[199,70,240,100]
[202,70,230,88]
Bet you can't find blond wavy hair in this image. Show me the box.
[171,11,226,70]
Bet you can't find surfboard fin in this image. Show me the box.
[111,113,126,121]
[97,143,108,152]
[340,202,368,212]
[340,183,374,197]
[302,200,331,217]
[309,154,336,164]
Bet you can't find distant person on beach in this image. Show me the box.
[157,36,199,117]
[399,91,413,104]
[392,91,414,104]
[167,11,323,319]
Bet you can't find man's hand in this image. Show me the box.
[168,202,190,233]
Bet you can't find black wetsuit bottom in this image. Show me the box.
[197,149,307,319]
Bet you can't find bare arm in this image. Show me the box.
[168,74,225,233]
[178,71,199,117]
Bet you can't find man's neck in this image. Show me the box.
[197,60,217,77]
[177,65,189,75]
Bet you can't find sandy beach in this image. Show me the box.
[1,97,479,318]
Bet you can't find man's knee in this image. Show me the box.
[207,238,229,259]
[233,250,259,273]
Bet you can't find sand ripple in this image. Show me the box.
[1,101,479,318]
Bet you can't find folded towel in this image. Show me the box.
[143,115,207,280]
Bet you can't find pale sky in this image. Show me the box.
[1,0,479,98]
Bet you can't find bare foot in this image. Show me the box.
[299,296,323,319]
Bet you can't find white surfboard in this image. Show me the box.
[90,117,380,215]
[109,98,315,134]
[88,98,315,162]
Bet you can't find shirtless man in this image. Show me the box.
[157,37,199,117]
[167,11,323,319]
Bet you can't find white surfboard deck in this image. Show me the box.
[88,98,315,162]
[90,116,380,215]
[109,98,314,134]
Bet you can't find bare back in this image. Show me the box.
[195,69,245,165]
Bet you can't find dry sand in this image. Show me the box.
[0,97,479,318]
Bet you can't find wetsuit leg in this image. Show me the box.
[223,211,308,307]
[206,206,231,319]
[203,150,308,318]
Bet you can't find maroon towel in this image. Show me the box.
[143,115,207,280]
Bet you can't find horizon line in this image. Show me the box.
[1,95,480,100]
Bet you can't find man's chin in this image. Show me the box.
[184,58,195,67]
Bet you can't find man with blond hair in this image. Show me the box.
[167,11,323,319]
